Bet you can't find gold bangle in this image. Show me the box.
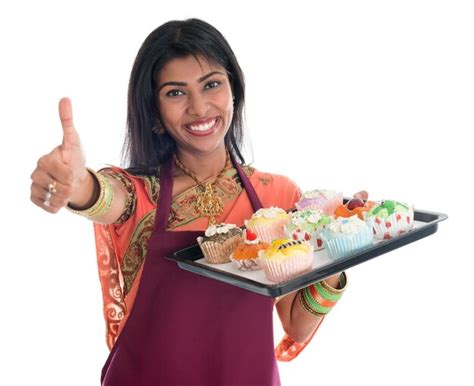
[320,272,348,295]
[67,168,114,219]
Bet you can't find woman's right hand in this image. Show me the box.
[30,97,93,213]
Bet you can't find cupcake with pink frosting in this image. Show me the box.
[296,189,343,216]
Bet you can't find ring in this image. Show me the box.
[44,180,57,206]
[48,180,57,194]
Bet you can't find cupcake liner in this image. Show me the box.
[321,227,373,259]
[367,208,415,240]
[246,218,289,244]
[288,228,325,251]
[257,249,314,282]
[229,254,261,271]
[296,193,343,216]
[197,234,243,264]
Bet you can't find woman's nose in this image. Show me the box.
[187,93,209,117]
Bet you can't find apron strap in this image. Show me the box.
[230,154,263,212]
[155,157,174,233]
[155,151,263,232]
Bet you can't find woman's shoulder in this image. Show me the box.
[245,165,302,210]
[247,166,299,189]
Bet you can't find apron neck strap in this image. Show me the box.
[230,154,263,212]
[155,152,263,232]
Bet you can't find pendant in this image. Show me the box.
[196,182,224,225]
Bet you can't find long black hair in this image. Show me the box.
[123,18,246,174]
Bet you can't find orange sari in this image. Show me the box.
[93,164,319,362]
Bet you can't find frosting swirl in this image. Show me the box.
[205,223,238,237]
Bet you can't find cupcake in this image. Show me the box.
[334,197,376,220]
[244,207,290,244]
[230,229,269,271]
[295,189,343,215]
[286,209,332,250]
[257,238,314,282]
[364,200,414,240]
[320,216,373,259]
[197,223,243,264]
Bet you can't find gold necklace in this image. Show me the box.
[173,152,230,225]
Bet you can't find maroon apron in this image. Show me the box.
[101,156,281,386]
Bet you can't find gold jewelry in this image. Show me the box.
[173,152,230,225]
[67,168,114,219]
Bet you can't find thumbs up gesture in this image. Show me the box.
[30,98,91,213]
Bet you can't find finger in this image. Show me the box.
[30,170,73,201]
[58,97,81,163]
[30,182,69,209]
[30,191,62,214]
[59,97,75,138]
[34,150,74,186]
[353,190,369,201]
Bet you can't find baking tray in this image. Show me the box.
[167,208,447,297]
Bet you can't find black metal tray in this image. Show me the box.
[167,209,447,297]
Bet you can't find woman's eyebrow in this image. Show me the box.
[158,71,225,92]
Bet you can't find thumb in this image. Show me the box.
[59,97,80,163]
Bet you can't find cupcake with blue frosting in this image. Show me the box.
[321,216,373,259]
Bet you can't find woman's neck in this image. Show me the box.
[175,147,228,181]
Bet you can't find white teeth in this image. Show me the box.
[188,118,216,132]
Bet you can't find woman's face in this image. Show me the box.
[156,55,234,157]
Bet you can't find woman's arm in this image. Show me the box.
[275,273,342,343]
[30,97,128,225]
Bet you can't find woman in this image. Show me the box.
[30,19,347,385]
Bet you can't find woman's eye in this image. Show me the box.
[205,81,220,90]
[166,89,184,97]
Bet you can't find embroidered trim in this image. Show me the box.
[121,210,156,295]
[99,168,137,224]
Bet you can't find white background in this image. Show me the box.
[1,1,473,385]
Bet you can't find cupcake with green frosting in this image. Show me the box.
[364,200,414,240]
[286,209,332,250]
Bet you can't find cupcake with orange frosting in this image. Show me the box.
[257,238,314,282]
[244,207,290,244]
[230,229,269,271]
[334,196,376,220]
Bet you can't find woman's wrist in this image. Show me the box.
[298,272,347,318]
[67,168,114,219]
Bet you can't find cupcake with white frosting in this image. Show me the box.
[286,209,332,250]
[244,207,290,244]
[197,223,243,264]
[320,216,373,259]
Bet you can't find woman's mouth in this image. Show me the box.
[184,117,219,136]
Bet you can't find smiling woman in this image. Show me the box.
[29,18,345,386]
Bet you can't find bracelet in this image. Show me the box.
[67,168,114,219]
[298,272,347,318]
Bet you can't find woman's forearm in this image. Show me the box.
[276,273,343,343]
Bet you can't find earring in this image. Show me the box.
[152,120,166,135]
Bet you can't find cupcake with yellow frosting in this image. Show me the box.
[257,238,314,282]
[197,223,243,264]
[244,207,290,244]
